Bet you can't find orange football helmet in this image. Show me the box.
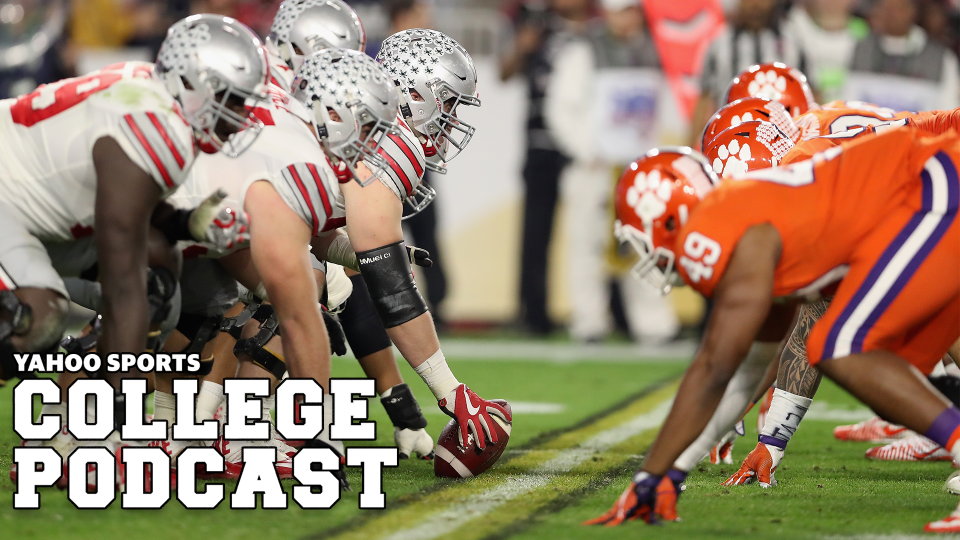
[614,147,720,293]
[725,63,816,117]
[703,120,795,179]
[702,97,800,149]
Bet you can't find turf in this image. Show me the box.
[1,355,956,540]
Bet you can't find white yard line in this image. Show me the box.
[336,339,697,363]
[382,398,674,540]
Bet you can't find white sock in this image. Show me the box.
[153,391,177,425]
[414,349,460,400]
[315,393,344,456]
[196,381,224,423]
[759,389,813,449]
[41,403,67,431]
[262,395,275,422]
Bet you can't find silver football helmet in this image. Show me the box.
[267,0,366,72]
[292,48,400,186]
[156,14,270,158]
[376,29,480,163]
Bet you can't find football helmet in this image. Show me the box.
[156,15,269,158]
[292,48,400,186]
[267,0,366,71]
[703,120,795,179]
[725,63,816,117]
[376,29,481,164]
[614,147,720,294]
[702,97,800,149]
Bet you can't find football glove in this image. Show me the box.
[406,245,433,267]
[321,309,347,356]
[188,189,251,252]
[721,441,783,487]
[583,471,660,526]
[438,383,511,451]
[395,427,435,460]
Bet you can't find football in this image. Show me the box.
[434,400,512,478]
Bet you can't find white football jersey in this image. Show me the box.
[0,62,196,242]
[267,52,296,94]
[266,50,427,202]
[170,86,343,258]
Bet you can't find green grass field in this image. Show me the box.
[1,345,957,539]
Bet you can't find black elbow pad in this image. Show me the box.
[356,241,428,328]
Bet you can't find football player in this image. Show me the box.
[0,14,267,431]
[588,121,959,529]
[295,39,512,455]
[264,0,436,459]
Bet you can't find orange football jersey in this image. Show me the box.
[675,126,958,300]
[793,100,919,141]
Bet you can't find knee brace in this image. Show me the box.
[233,305,286,379]
[0,290,32,343]
[356,241,428,328]
[340,274,393,358]
[220,300,262,339]
[168,313,222,375]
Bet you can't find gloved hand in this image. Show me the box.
[189,189,251,252]
[583,471,661,526]
[722,441,783,487]
[321,308,347,356]
[406,245,433,267]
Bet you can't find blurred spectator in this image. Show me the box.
[367,0,431,56]
[917,0,959,55]
[690,0,805,146]
[783,0,868,101]
[0,0,72,98]
[192,0,281,37]
[545,0,678,343]
[501,0,594,336]
[851,0,960,108]
[71,0,134,47]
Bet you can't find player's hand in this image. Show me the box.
[321,309,347,356]
[655,473,684,521]
[406,245,433,267]
[189,189,251,251]
[438,383,511,451]
[583,471,660,526]
[721,442,783,488]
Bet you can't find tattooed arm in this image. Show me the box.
[776,299,830,397]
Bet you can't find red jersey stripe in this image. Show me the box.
[287,165,320,236]
[146,112,185,168]
[125,114,173,188]
[305,163,333,218]
[377,146,412,197]
[388,131,424,177]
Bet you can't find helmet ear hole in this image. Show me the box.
[665,216,676,232]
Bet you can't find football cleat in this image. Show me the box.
[865,435,952,461]
[395,427,435,460]
[438,384,511,452]
[945,471,960,495]
[925,502,960,533]
[209,434,298,480]
[722,442,783,488]
[708,428,739,464]
[833,416,911,443]
[303,438,350,491]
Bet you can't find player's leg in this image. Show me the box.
[341,173,511,451]
[339,271,433,459]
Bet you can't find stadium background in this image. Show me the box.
[3,0,958,336]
